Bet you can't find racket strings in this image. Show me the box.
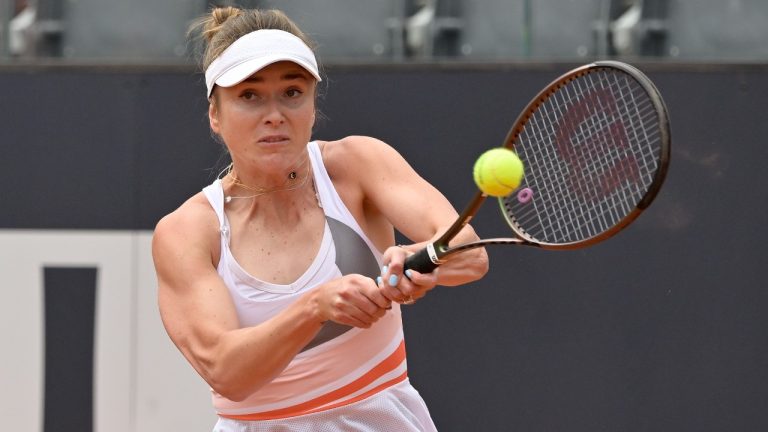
[558,73,656,238]
[565,75,648,229]
[507,68,663,244]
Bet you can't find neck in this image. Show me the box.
[222,156,322,208]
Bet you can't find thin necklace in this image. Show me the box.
[222,157,321,207]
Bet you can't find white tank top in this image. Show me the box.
[202,141,436,431]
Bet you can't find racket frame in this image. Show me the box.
[404,60,671,272]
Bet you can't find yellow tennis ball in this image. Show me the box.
[473,148,524,197]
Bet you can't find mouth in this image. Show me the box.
[258,135,290,144]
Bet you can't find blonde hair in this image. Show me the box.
[190,7,319,72]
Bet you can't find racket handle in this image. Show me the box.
[404,247,440,274]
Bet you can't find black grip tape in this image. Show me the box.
[404,247,440,274]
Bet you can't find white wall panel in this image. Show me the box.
[0,230,216,431]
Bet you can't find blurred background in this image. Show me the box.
[2,0,768,62]
[1,1,767,431]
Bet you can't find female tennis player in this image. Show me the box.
[152,6,488,431]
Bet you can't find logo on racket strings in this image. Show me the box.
[555,87,641,202]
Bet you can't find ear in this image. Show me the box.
[208,100,221,134]
[310,111,317,133]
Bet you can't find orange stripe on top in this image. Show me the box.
[221,340,407,421]
[213,308,404,413]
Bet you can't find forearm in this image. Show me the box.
[435,247,488,286]
[199,292,325,401]
[402,225,489,286]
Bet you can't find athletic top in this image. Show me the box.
[201,141,436,431]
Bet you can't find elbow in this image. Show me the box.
[191,333,287,402]
[207,369,257,402]
[198,355,259,402]
[212,385,251,403]
[204,357,281,402]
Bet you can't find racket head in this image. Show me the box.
[500,61,671,249]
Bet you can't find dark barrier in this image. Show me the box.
[1,62,766,431]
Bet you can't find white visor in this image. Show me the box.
[205,29,321,98]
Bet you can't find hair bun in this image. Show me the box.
[201,6,243,42]
[212,7,242,26]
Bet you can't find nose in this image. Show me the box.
[262,99,286,125]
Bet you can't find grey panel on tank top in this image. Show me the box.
[300,216,381,352]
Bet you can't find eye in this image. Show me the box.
[240,90,260,101]
[285,88,303,98]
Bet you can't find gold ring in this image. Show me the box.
[403,296,415,305]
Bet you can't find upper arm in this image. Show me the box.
[333,136,462,243]
[152,204,239,379]
[153,200,331,399]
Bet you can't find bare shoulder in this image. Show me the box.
[320,136,404,181]
[153,192,220,267]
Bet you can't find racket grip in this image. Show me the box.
[404,247,440,274]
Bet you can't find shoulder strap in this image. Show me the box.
[202,179,230,242]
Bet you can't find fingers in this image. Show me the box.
[378,245,439,305]
[378,270,407,304]
[316,243,441,329]
[360,279,392,310]
[321,275,391,328]
[378,245,412,303]
[401,267,438,289]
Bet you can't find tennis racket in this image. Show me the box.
[405,60,671,273]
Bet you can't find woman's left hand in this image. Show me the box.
[377,245,439,305]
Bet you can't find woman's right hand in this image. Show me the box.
[314,274,392,328]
